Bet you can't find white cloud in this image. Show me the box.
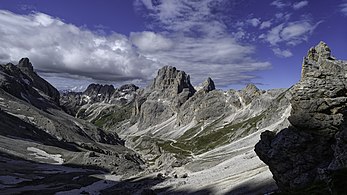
[0,7,272,89]
[293,1,308,10]
[247,18,261,27]
[275,13,291,21]
[130,31,173,52]
[272,48,293,58]
[134,0,272,86]
[0,10,160,89]
[271,0,290,8]
[280,21,318,45]
[264,24,284,45]
[340,2,347,16]
[261,20,319,46]
[137,0,154,10]
[131,33,271,86]
[260,21,272,29]
[138,0,227,37]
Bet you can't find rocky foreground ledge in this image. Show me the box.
[255,42,347,193]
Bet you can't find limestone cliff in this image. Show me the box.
[255,41,347,193]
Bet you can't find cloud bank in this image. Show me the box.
[0,7,271,89]
[0,10,160,88]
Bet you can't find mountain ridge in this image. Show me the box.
[2,41,346,194]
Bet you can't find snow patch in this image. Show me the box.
[27,147,64,165]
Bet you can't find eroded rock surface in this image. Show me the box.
[255,41,347,192]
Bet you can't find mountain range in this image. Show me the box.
[0,41,346,194]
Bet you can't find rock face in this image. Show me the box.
[18,58,60,104]
[150,66,196,100]
[131,66,196,129]
[83,83,115,102]
[202,77,215,92]
[0,59,59,109]
[0,58,144,179]
[255,42,347,192]
[60,83,138,117]
[240,83,263,105]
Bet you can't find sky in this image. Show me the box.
[0,0,346,91]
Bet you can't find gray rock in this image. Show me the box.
[150,66,196,99]
[240,83,263,105]
[17,58,60,104]
[132,66,196,129]
[255,41,347,192]
[202,77,215,93]
[60,83,138,118]
[83,83,115,103]
[0,60,59,109]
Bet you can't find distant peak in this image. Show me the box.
[202,77,215,92]
[151,65,195,96]
[243,83,259,92]
[18,57,33,72]
[84,83,115,95]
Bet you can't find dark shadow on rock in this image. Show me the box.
[224,180,278,195]
[102,178,214,195]
[0,151,108,194]
[0,148,278,195]
[0,149,215,195]
[0,109,80,152]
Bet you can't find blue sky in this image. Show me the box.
[0,0,346,90]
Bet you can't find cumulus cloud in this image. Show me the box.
[341,1,347,16]
[293,1,308,10]
[0,10,160,89]
[272,48,293,58]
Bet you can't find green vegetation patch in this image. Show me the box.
[93,104,132,128]
[174,114,264,154]
[157,140,191,157]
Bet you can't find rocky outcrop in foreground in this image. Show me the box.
[255,42,347,193]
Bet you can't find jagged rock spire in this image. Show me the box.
[151,66,196,97]
[301,41,335,79]
[202,77,215,92]
[18,58,34,72]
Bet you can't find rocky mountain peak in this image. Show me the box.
[301,41,337,79]
[243,83,259,93]
[16,58,60,103]
[309,41,331,61]
[239,83,262,105]
[84,84,115,96]
[202,77,215,92]
[18,57,34,72]
[151,66,196,97]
